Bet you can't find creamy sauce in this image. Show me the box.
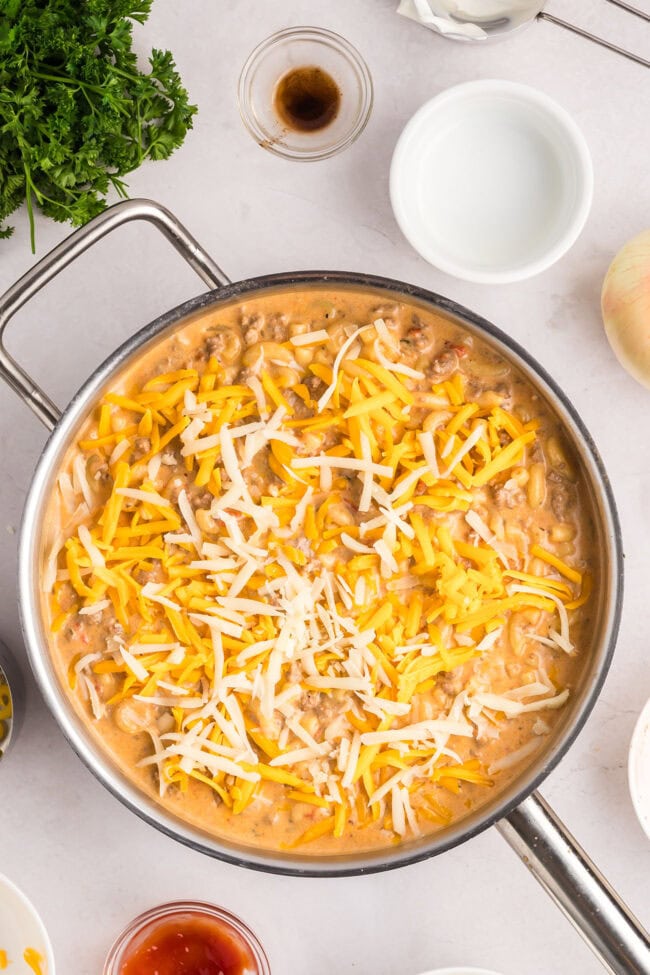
[41,288,596,854]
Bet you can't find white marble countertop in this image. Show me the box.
[1,2,650,972]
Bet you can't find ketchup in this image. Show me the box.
[120,913,259,975]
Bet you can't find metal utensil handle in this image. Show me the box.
[498,792,650,973]
[605,0,650,23]
[0,198,229,432]
[539,10,650,69]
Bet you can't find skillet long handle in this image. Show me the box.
[498,792,650,973]
[0,199,229,432]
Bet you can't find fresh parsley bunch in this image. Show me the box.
[0,0,196,250]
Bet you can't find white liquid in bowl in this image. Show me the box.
[419,106,568,268]
[390,81,593,283]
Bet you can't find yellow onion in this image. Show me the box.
[601,230,650,389]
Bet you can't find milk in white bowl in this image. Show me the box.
[390,80,593,284]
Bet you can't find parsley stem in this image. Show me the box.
[30,70,128,113]
[22,162,36,254]
[30,70,106,96]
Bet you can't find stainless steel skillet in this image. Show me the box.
[1,199,648,974]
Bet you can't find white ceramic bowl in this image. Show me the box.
[0,874,55,973]
[390,80,593,284]
[628,697,650,841]
[416,968,505,975]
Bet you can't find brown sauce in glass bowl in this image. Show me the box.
[274,66,340,132]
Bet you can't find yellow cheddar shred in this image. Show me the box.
[530,544,582,585]
[46,310,590,850]
[284,815,336,849]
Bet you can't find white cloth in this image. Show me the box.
[397,0,488,39]
[397,0,540,40]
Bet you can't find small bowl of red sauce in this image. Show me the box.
[103,901,270,975]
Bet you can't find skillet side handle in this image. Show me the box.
[0,198,229,432]
[498,791,650,974]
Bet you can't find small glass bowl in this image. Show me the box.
[103,901,270,974]
[238,26,373,161]
[0,640,24,761]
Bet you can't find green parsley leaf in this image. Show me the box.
[0,0,196,251]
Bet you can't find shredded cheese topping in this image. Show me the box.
[47,314,590,847]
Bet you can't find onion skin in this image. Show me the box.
[601,230,650,390]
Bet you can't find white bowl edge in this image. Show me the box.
[415,968,506,975]
[0,873,55,974]
[628,697,650,841]
[389,79,593,284]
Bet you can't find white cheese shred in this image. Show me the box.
[317,325,372,412]
[78,524,105,568]
[290,329,329,347]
